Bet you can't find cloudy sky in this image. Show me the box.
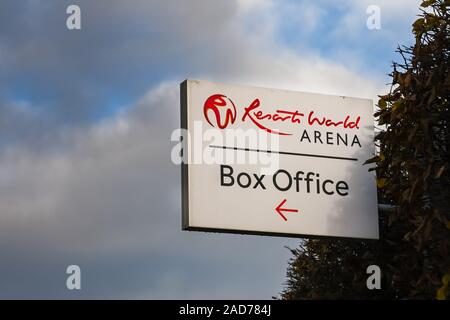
[0,0,421,299]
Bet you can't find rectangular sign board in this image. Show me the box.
[180,79,379,239]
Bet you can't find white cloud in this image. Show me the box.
[331,0,422,38]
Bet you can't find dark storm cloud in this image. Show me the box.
[0,0,248,145]
[0,82,297,298]
[0,0,382,148]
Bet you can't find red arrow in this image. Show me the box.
[275,199,299,221]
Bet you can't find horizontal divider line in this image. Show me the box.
[209,145,358,162]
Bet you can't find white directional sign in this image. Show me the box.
[180,79,379,239]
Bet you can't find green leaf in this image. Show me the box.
[391,101,401,112]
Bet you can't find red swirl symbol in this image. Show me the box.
[203,94,237,129]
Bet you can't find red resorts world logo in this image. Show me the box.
[203,94,237,129]
[203,93,361,138]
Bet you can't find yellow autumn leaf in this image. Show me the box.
[377,178,387,188]
[436,287,447,300]
[443,274,450,286]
